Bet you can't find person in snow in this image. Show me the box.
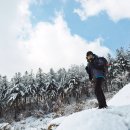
[85,51,107,109]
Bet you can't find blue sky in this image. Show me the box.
[30,0,130,52]
[1,0,130,77]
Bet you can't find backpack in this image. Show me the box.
[98,57,108,73]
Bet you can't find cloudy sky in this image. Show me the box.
[0,0,130,78]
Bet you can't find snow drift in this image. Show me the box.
[54,83,130,130]
[108,83,130,106]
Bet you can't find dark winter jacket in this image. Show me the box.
[86,54,107,80]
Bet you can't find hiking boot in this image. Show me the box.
[98,105,108,109]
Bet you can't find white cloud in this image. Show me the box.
[74,0,130,22]
[20,14,110,73]
[0,0,31,78]
[0,0,110,78]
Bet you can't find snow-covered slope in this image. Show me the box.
[54,83,130,130]
[11,113,55,130]
[56,106,130,130]
[108,83,130,106]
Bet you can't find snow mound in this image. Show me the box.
[108,83,130,106]
[47,116,66,130]
[54,83,130,130]
[56,106,130,130]
[11,113,54,130]
[48,116,66,126]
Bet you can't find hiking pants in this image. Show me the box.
[94,78,107,108]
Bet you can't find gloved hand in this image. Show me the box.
[89,75,92,81]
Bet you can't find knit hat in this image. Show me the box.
[86,51,93,56]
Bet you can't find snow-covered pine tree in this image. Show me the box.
[106,53,116,91]
[48,68,57,82]
[0,76,9,100]
[10,72,26,117]
[27,70,36,109]
[113,47,129,90]
[125,46,130,82]
[22,71,30,106]
[57,68,67,88]
[0,75,3,100]
[36,68,47,102]
[0,75,9,117]
[79,64,90,97]
[12,72,25,100]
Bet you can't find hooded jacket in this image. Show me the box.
[86,54,106,80]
